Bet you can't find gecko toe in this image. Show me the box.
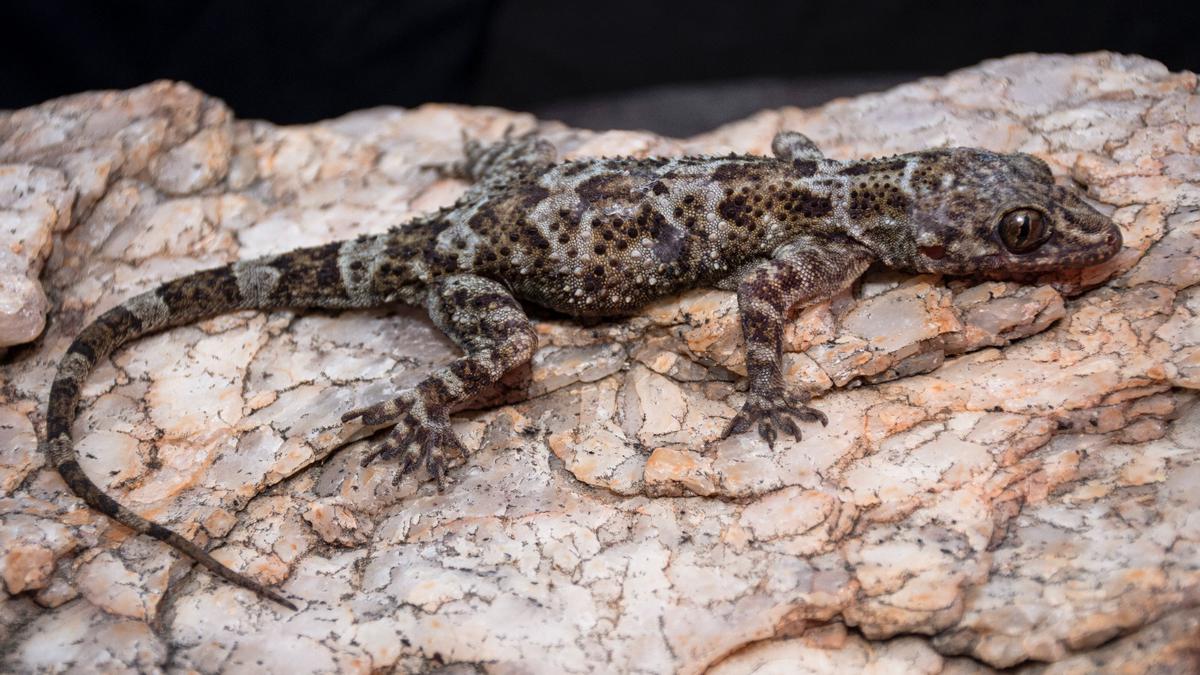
[756,420,778,449]
[721,411,753,439]
[772,412,802,440]
[399,442,424,475]
[785,405,828,427]
[427,453,449,491]
[360,442,385,467]
[342,395,415,426]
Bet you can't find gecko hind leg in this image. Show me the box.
[433,129,557,182]
[341,274,537,488]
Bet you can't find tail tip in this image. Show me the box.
[264,588,298,611]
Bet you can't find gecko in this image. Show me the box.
[41,130,1123,609]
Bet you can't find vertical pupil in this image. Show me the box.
[1017,214,1030,241]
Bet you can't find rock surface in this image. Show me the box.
[1,53,1198,673]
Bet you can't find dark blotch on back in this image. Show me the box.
[794,188,833,218]
[518,185,551,210]
[792,159,818,176]
[577,173,636,206]
[718,192,753,226]
[712,162,759,182]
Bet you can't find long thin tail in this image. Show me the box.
[42,240,396,610]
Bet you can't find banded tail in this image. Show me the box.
[42,236,419,609]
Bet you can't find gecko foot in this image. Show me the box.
[720,389,828,449]
[341,392,468,490]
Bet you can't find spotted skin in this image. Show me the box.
[42,130,1123,608]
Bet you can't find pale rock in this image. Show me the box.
[1,54,1199,673]
[0,403,40,493]
[74,551,161,621]
[6,601,167,673]
[0,514,77,594]
[529,342,627,397]
[303,497,375,547]
[0,164,72,346]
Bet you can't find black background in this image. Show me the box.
[3,0,1197,135]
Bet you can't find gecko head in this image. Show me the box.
[904,148,1122,276]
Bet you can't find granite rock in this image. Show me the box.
[1,53,1198,673]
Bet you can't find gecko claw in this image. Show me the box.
[720,390,826,449]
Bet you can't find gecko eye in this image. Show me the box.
[998,208,1050,253]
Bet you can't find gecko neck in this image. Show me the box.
[815,152,927,269]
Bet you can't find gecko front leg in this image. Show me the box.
[723,233,875,447]
[342,274,537,487]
